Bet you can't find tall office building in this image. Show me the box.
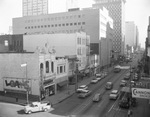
[125,22,139,51]
[22,0,48,16]
[93,0,126,55]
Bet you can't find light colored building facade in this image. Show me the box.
[13,7,113,69]
[125,21,139,57]
[22,0,48,16]
[0,46,68,100]
[125,21,137,47]
[93,0,126,55]
[23,32,89,71]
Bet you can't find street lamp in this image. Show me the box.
[21,62,29,104]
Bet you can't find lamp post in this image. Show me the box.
[21,62,29,104]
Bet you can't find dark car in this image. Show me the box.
[93,93,102,102]
[105,82,113,90]
[119,97,129,109]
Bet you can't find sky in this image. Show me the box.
[0,0,150,48]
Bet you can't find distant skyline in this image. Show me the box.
[0,0,150,48]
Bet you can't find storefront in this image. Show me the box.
[40,74,56,99]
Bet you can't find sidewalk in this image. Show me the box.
[130,98,150,117]
[0,65,114,106]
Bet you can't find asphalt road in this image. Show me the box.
[50,68,130,117]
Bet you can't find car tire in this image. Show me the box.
[28,110,32,114]
[44,108,48,112]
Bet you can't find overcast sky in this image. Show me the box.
[0,0,150,48]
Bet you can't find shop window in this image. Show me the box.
[46,61,49,73]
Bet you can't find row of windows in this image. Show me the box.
[57,65,66,74]
[25,22,85,29]
[24,14,85,23]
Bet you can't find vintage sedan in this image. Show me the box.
[93,93,102,102]
[91,78,99,84]
[76,85,88,93]
[78,90,91,98]
[109,90,119,100]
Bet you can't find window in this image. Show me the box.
[45,25,47,28]
[57,67,59,74]
[82,22,85,25]
[64,66,66,72]
[55,24,57,27]
[60,66,63,73]
[4,40,8,46]
[74,23,77,25]
[59,24,61,27]
[78,22,81,25]
[70,23,73,26]
[66,23,69,26]
[51,62,54,73]
[46,61,49,73]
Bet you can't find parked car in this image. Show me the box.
[24,101,52,114]
[96,77,102,81]
[78,90,91,98]
[124,73,130,80]
[91,78,99,84]
[95,73,102,77]
[105,82,113,90]
[109,90,119,100]
[76,85,88,93]
[119,97,130,109]
[93,93,102,102]
[120,80,127,87]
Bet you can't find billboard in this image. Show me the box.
[3,77,32,93]
[132,88,150,99]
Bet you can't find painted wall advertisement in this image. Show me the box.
[3,78,32,94]
[132,88,150,99]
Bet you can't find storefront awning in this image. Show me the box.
[57,80,68,87]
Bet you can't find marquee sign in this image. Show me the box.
[3,78,31,93]
[132,88,150,99]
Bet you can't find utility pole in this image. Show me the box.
[21,62,29,104]
[75,63,78,92]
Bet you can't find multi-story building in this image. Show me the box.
[22,0,48,16]
[93,0,126,55]
[125,21,139,57]
[13,7,113,69]
[0,34,23,52]
[0,45,68,100]
[23,32,90,71]
[125,21,137,47]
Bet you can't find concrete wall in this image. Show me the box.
[0,53,40,95]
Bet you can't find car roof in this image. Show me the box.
[107,82,112,84]
[79,85,87,87]
[111,90,118,93]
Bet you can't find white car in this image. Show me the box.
[109,90,119,100]
[96,73,102,77]
[91,78,99,84]
[76,85,88,93]
[96,77,102,81]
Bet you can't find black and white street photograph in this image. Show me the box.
[0,0,150,117]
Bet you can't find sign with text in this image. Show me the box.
[3,78,31,92]
[132,88,150,99]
